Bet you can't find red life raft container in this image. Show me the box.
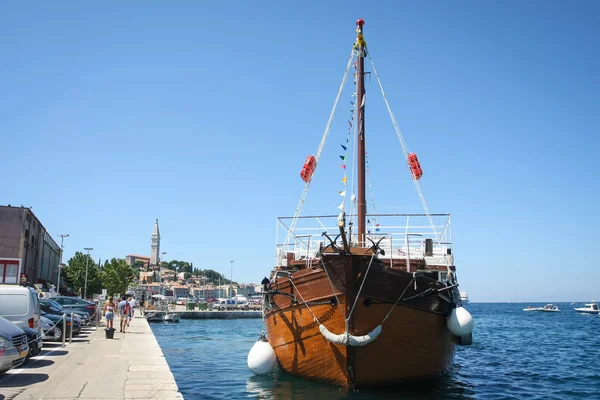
[408,153,423,180]
[300,155,317,182]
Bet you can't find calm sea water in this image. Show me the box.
[150,303,600,400]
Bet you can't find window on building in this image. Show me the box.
[0,263,19,284]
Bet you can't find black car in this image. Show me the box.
[40,299,89,324]
[22,327,42,358]
[39,304,82,336]
[52,297,97,323]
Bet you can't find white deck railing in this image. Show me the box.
[275,214,453,267]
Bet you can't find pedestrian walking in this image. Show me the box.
[118,295,131,333]
[128,296,136,325]
[104,296,116,330]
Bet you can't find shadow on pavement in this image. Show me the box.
[70,339,90,343]
[23,359,55,368]
[41,350,67,356]
[42,342,63,347]
[0,373,48,387]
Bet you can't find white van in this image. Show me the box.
[0,285,42,336]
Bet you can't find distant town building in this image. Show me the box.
[126,218,161,270]
[125,255,151,269]
[236,284,256,297]
[172,285,190,299]
[0,205,61,288]
[192,285,216,299]
[139,271,154,284]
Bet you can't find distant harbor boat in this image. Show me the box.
[460,291,470,305]
[523,304,560,312]
[574,301,599,315]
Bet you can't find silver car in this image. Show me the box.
[0,316,29,374]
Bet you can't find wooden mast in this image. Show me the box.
[356,18,366,247]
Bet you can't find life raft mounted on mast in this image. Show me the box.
[408,153,423,180]
[300,155,317,182]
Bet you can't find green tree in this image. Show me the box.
[101,258,135,296]
[64,252,102,298]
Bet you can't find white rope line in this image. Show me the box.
[382,275,415,324]
[346,252,376,322]
[284,48,356,251]
[367,53,439,243]
[288,279,319,322]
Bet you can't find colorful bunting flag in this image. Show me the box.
[340,165,346,169]
[341,144,347,151]
[337,201,344,210]
[342,176,347,184]
[338,190,346,197]
[339,155,345,161]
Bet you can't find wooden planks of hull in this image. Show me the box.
[266,302,349,386]
[352,301,455,386]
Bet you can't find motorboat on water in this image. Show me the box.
[460,291,470,305]
[574,301,599,315]
[145,311,165,322]
[163,310,181,322]
[523,304,560,312]
[540,304,560,312]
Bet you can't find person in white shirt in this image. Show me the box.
[128,297,136,325]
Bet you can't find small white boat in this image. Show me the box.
[574,301,600,315]
[164,311,181,322]
[460,291,470,305]
[523,304,560,312]
[145,311,165,322]
[540,304,560,312]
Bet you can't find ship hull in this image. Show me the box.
[264,253,456,388]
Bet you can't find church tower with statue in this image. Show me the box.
[150,218,160,266]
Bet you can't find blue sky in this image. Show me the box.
[1,1,598,302]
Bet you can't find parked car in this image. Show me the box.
[40,315,57,341]
[0,284,42,338]
[40,299,88,325]
[22,327,42,358]
[39,306,81,337]
[0,316,28,374]
[40,311,75,341]
[214,299,240,311]
[52,296,97,323]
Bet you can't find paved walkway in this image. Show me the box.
[0,316,183,400]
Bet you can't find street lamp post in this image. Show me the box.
[160,252,167,296]
[56,234,69,293]
[230,260,234,299]
[83,247,93,299]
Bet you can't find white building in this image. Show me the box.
[150,218,160,266]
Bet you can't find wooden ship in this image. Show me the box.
[260,19,473,388]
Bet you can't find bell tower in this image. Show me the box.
[150,218,160,266]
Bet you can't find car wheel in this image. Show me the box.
[53,326,62,341]
[31,343,41,357]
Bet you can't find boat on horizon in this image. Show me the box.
[460,291,470,305]
[574,301,599,315]
[260,19,473,389]
[523,304,560,312]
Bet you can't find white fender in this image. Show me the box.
[447,306,474,337]
[319,324,382,346]
[247,336,277,375]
